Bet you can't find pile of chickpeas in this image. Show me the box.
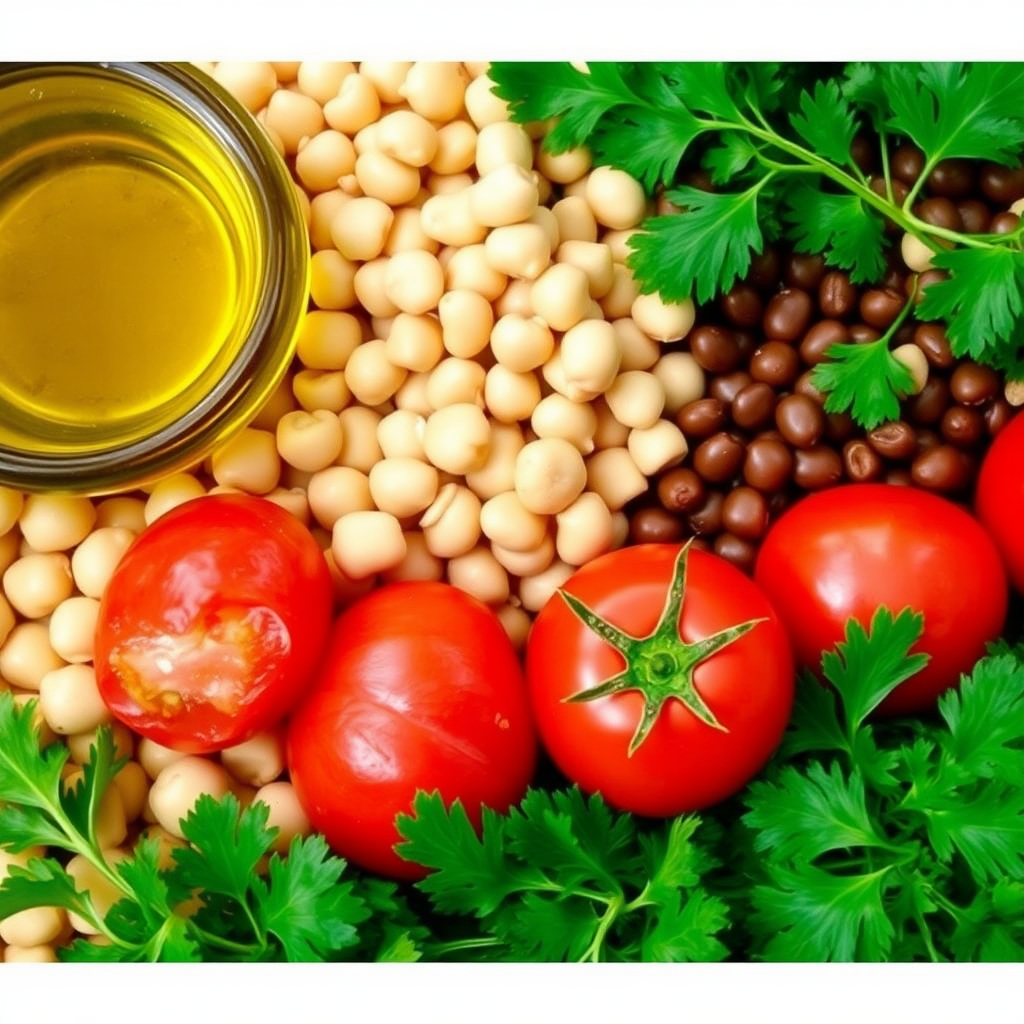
[0,61,1020,962]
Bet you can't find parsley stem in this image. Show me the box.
[429,936,502,958]
[579,892,624,963]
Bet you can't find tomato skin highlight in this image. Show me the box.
[976,410,1024,594]
[755,483,1009,716]
[286,581,537,881]
[94,494,333,753]
[526,544,794,817]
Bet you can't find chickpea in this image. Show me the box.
[383,250,445,315]
[631,291,696,342]
[297,312,362,373]
[264,488,312,523]
[554,491,615,566]
[308,188,352,250]
[0,593,14,648]
[47,596,100,664]
[484,364,542,424]
[296,61,354,102]
[602,228,637,264]
[3,552,73,619]
[536,145,592,185]
[495,602,532,651]
[0,487,24,535]
[63,769,126,847]
[295,130,357,193]
[491,535,556,577]
[0,622,63,691]
[354,151,422,207]
[18,494,96,552]
[274,409,345,474]
[384,207,440,256]
[601,264,641,320]
[464,422,525,500]
[530,394,597,454]
[368,458,440,518]
[4,944,59,963]
[479,490,549,553]
[148,757,231,840]
[383,314,444,374]
[438,289,494,358]
[137,737,187,781]
[469,164,539,228]
[400,62,468,122]
[484,223,551,280]
[264,88,324,154]
[336,406,384,473]
[332,510,407,580]
[613,317,660,372]
[585,166,647,229]
[514,438,588,515]
[426,358,487,409]
[353,258,401,319]
[323,72,381,135]
[628,419,689,476]
[892,343,930,396]
[560,318,622,400]
[292,369,352,414]
[552,195,598,244]
[604,371,666,429]
[344,338,408,407]
[0,531,19,579]
[429,120,478,175]
[444,244,508,301]
[138,825,187,871]
[66,848,130,934]
[67,722,133,766]
[474,123,532,179]
[377,409,428,461]
[420,484,482,559]
[381,531,445,583]
[494,278,534,319]
[269,62,300,81]
[586,447,650,510]
[254,781,311,855]
[306,466,374,530]
[143,473,206,525]
[420,190,488,247]
[424,404,491,475]
[463,70,509,128]
[210,428,281,494]
[531,263,591,332]
[0,905,67,948]
[220,730,285,788]
[518,559,576,613]
[330,196,395,262]
[447,546,509,605]
[304,237,356,299]
[112,760,149,822]
[211,61,277,112]
[901,232,936,273]
[375,109,439,168]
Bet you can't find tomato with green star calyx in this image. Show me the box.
[525,542,794,817]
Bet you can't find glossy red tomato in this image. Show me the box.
[286,581,537,881]
[755,483,1009,716]
[526,543,794,817]
[95,494,333,753]
[976,410,1024,594]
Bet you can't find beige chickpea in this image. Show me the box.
[377,409,428,461]
[210,428,281,494]
[491,535,556,577]
[254,781,311,855]
[137,737,188,782]
[295,130,357,193]
[591,397,631,449]
[376,109,439,168]
[384,207,440,256]
[67,722,133,766]
[419,190,488,247]
[484,361,543,421]
[18,494,96,552]
[518,559,576,613]
[551,195,598,244]
[464,422,525,500]
[514,438,587,516]
[494,278,534,319]
[4,552,73,619]
[264,89,324,154]
[901,232,936,273]
[296,61,354,102]
[463,70,509,128]
[531,263,591,332]
[495,602,532,651]
[384,313,444,373]
[330,196,395,262]
[447,546,509,605]
[92,497,143,533]
[220,730,285,788]
[479,490,549,553]
[309,189,353,251]
[423,404,491,475]
[47,596,100,664]
[336,406,384,473]
[63,770,126,848]
[604,371,666,429]
[426,358,487,409]
[627,419,689,476]
[332,510,407,580]
[383,250,445,315]
[262,487,312,524]
[307,466,374,530]
[600,264,640,320]
[4,944,60,963]
[560,318,622,401]
[0,530,19,579]
[380,531,445,584]
[586,447,650,510]
[419,484,482,559]
[309,251,357,311]
[143,473,206,526]
[268,61,299,81]
[355,151,422,207]
[112,760,150,823]
[469,164,539,228]
[212,61,277,112]
[400,61,468,122]
[892,343,930,396]
[585,166,647,230]
[0,621,66,691]
[368,458,440,518]
[445,244,508,301]
[484,223,551,280]
[353,258,401,319]
[653,351,706,415]
[149,757,232,840]
[631,291,696,342]
[0,593,14,649]
[530,394,597,454]
[601,228,636,264]
[475,122,533,178]
[323,72,381,134]
[553,241,613,303]
[536,145,592,184]
[613,317,660,372]
[0,487,24,535]
[438,289,494,358]
[292,370,352,414]
[297,311,364,372]
[358,61,411,103]
[429,120,478,174]
[555,491,615,566]
[343,339,408,407]
[276,409,345,473]
[0,905,68,948]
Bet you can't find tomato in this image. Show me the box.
[976,409,1024,594]
[755,483,1009,716]
[525,543,794,817]
[285,581,537,881]
[95,494,333,753]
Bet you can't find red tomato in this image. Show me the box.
[755,483,1009,716]
[976,409,1024,594]
[525,543,794,817]
[95,494,333,753]
[286,581,536,881]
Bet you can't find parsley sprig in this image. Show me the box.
[488,62,1024,425]
[738,610,1024,962]
[0,692,421,962]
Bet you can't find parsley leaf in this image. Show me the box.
[812,341,916,430]
[789,80,859,168]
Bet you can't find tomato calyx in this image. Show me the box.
[558,542,767,755]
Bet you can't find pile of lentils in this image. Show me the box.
[630,146,1024,572]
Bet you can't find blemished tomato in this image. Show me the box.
[755,483,1009,716]
[976,410,1024,594]
[286,581,537,881]
[525,543,794,818]
[95,494,333,754]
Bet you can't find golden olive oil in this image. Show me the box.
[0,68,263,457]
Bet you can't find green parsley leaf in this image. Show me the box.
[812,340,916,430]
[790,80,859,167]
[63,726,126,850]
[0,856,101,930]
[950,880,1024,962]
[0,693,68,820]
[702,133,759,186]
[593,104,700,192]
[627,184,766,304]
[640,888,729,963]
